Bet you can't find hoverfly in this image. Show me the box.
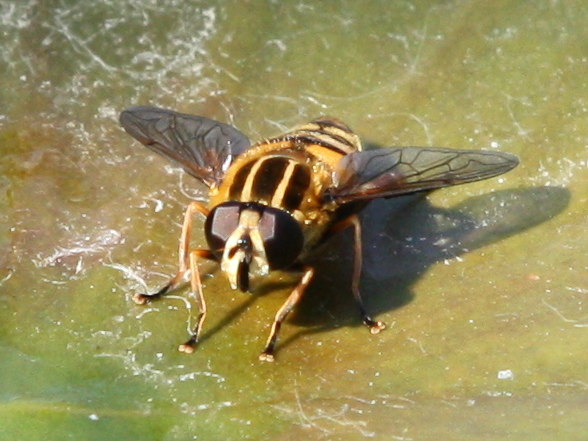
[119,106,518,361]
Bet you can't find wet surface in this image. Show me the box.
[1,0,587,439]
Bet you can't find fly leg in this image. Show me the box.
[330,215,386,334]
[178,248,213,353]
[259,266,315,362]
[133,201,210,305]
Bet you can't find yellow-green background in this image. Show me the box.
[1,0,586,439]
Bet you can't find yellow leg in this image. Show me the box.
[330,215,386,334]
[179,248,211,353]
[133,201,211,304]
[259,266,315,362]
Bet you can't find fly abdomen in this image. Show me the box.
[285,117,362,155]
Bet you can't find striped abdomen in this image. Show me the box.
[282,117,363,156]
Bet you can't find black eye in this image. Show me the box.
[258,207,304,270]
[205,202,241,259]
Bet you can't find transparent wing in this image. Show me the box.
[325,147,519,204]
[119,106,251,187]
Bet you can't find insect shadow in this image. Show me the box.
[276,184,570,348]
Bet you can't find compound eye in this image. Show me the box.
[205,202,242,259]
[258,207,304,270]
